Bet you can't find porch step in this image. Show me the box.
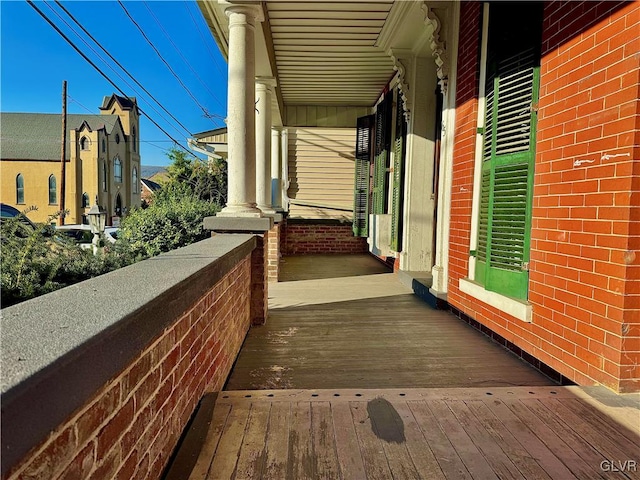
[396,270,448,309]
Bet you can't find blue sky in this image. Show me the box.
[1,0,228,167]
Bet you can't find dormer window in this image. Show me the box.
[80,136,90,150]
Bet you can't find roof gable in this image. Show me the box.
[99,94,138,113]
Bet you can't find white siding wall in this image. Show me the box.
[287,127,357,220]
[285,105,370,128]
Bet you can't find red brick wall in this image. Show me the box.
[267,222,282,282]
[284,221,368,255]
[6,256,252,480]
[448,1,639,392]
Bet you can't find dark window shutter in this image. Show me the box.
[475,2,542,300]
[372,92,393,214]
[353,114,374,237]
[391,91,407,252]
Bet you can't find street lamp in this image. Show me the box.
[87,201,106,255]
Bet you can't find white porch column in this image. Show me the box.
[218,1,263,217]
[271,128,283,210]
[255,77,276,214]
[281,128,289,211]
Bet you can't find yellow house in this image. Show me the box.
[0,94,141,224]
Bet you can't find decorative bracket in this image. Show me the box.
[389,48,413,123]
[421,3,449,95]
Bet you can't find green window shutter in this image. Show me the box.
[372,92,393,215]
[353,114,374,237]
[475,2,542,300]
[391,91,407,252]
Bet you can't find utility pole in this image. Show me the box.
[59,80,67,226]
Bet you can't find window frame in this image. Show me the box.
[102,161,108,192]
[16,174,25,204]
[48,175,57,205]
[132,167,138,194]
[460,1,542,320]
[114,157,122,183]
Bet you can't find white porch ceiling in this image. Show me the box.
[266,1,395,106]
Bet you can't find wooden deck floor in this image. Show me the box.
[225,255,554,390]
[187,387,640,480]
[167,255,640,480]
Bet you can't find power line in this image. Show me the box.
[142,1,224,110]
[43,2,188,142]
[117,1,224,126]
[52,0,192,139]
[184,1,226,79]
[26,0,197,159]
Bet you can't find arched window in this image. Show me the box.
[132,167,138,193]
[102,138,106,153]
[114,157,122,183]
[48,175,57,205]
[115,133,120,144]
[16,174,24,204]
[132,126,137,152]
[82,193,90,208]
[102,161,107,191]
[80,136,89,150]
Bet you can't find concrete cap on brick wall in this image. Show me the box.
[204,215,274,233]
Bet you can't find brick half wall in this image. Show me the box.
[1,235,258,479]
[283,218,368,255]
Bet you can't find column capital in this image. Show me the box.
[219,0,264,22]
[255,76,277,91]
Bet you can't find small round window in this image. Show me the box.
[115,134,120,144]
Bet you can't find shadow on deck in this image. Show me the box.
[165,254,640,480]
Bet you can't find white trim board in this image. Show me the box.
[459,278,532,323]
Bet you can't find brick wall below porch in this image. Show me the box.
[283,218,368,255]
[266,222,282,282]
[1,235,259,479]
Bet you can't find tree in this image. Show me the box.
[165,147,227,205]
[119,184,219,258]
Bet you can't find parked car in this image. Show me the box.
[55,224,120,249]
[104,227,120,244]
[55,224,93,250]
[0,203,36,237]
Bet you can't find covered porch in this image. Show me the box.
[167,255,640,480]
